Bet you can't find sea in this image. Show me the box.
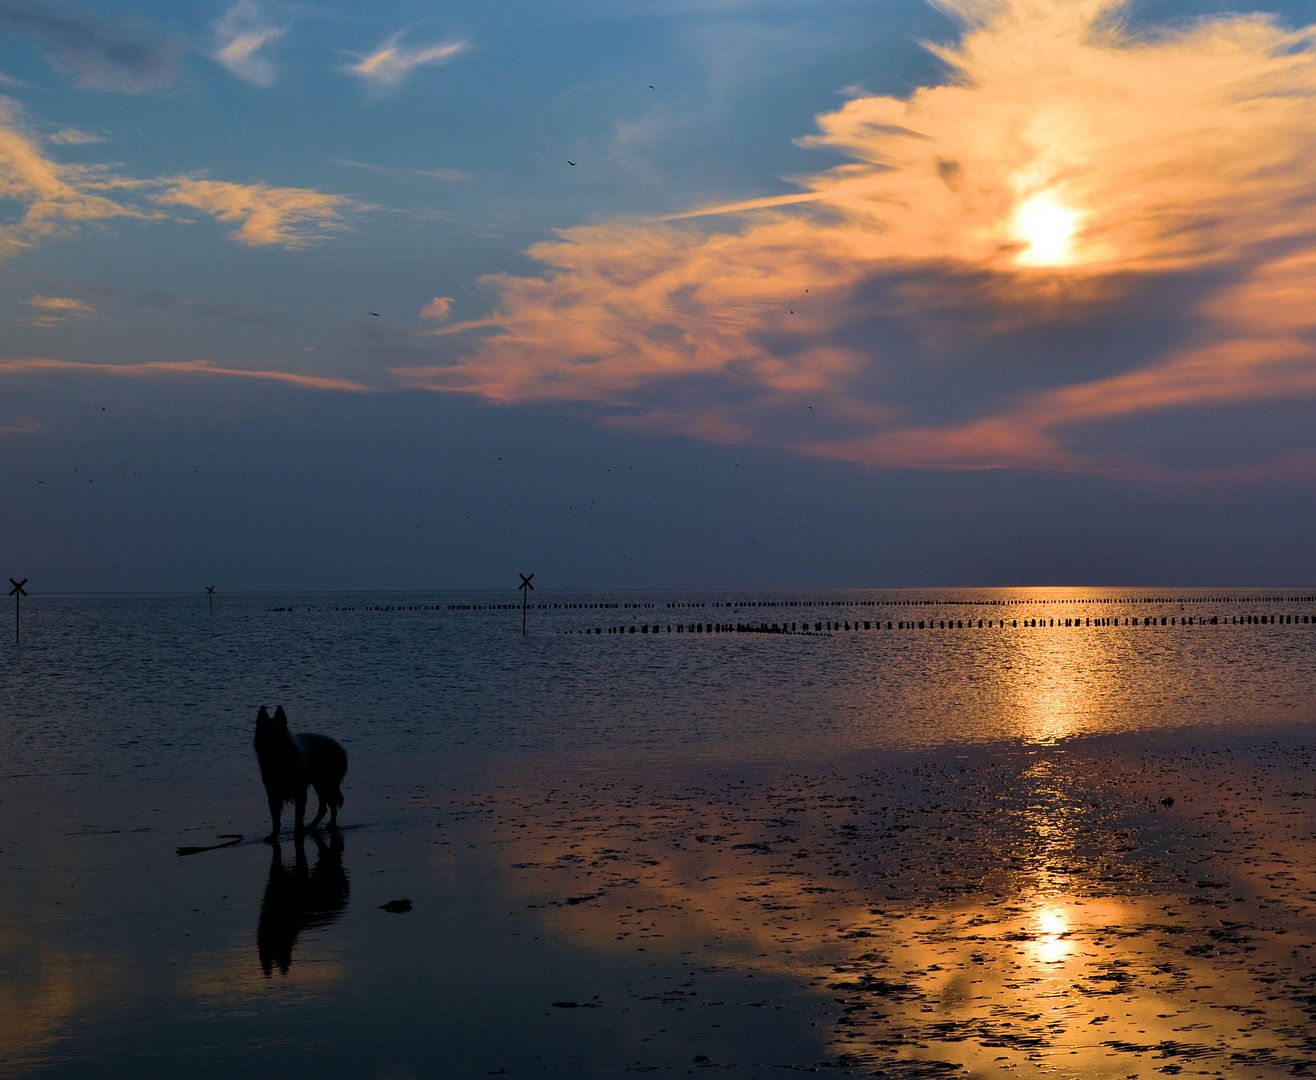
[3,588,1316,1079]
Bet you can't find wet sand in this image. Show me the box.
[430,732,1316,1077]
[4,730,1316,1078]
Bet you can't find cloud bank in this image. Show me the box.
[395,0,1316,477]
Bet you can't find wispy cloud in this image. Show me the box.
[35,282,287,325]
[0,100,369,255]
[414,167,467,182]
[212,0,284,87]
[0,2,184,93]
[27,292,93,324]
[29,294,94,313]
[341,31,465,94]
[393,0,1316,478]
[0,356,371,391]
[333,158,469,182]
[0,416,41,433]
[155,178,367,248]
[46,126,103,144]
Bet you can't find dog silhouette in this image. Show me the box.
[253,705,347,841]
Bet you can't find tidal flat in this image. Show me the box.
[4,589,1316,1078]
[4,732,1316,1078]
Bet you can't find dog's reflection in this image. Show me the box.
[257,831,350,976]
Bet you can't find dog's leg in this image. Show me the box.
[328,792,339,830]
[293,789,307,838]
[309,792,327,830]
[265,795,282,843]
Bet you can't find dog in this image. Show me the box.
[253,705,348,841]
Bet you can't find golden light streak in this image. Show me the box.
[0,357,373,392]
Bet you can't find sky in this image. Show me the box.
[3,0,1316,591]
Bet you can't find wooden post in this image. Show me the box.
[519,573,534,636]
[207,585,215,613]
[9,578,27,645]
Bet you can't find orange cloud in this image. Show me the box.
[0,101,367,257]
[29,295,94,314]
[419,296,454,321]
[809,335,1316,472]
[0,98,140,256]
[396,0,1316,475]
[155,179,366,248]
[27,294,96,327]
[341,33,466,94]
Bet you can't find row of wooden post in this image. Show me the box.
[570,613,1312,635]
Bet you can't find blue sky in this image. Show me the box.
[3,0,1316,591]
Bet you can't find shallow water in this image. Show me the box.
[2,588,1316,1078]
[3,587,1316,784]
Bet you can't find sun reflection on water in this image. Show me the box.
[477,751,1316,1079]
[1000,613,1126,746]
[1031,905,1073,964]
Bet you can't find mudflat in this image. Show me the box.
[4,730,1316,1078]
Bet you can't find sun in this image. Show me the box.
[1011,190,1080,266]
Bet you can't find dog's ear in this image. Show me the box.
[257,705,270,723]
[273,705,288,727]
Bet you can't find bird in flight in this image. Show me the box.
[567,160,577,166]
[369,312,381,317]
